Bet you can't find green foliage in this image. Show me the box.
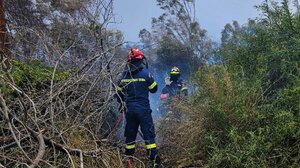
[14,59,67,85]
[189,64,300,167]
[1,59,68,94]
[156,35,199,77]
[178,1,300,167]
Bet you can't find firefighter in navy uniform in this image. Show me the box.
[160,67,188,100]
[159,67,188,119]
[116,48,163,168]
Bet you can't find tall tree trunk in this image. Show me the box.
[0,0,9,54]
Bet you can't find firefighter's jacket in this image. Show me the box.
[161,78,188,99]
[117,68,158,112]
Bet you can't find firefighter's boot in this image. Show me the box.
[153,155,163,168]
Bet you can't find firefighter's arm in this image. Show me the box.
[165,77,171,86]
[147,73,158,93]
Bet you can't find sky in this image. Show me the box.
[112,0,265,43]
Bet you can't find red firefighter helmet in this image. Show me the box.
[127,48,145,62]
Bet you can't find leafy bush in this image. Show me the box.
[178,1,300,166]
[11,59,68,89]
[1,59,68,95]
[185,64,300,167]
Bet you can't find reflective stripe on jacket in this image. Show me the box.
[118,68,157,112]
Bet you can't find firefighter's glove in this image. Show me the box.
[165,77,171,86]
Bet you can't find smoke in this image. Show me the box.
[149,70,169,120]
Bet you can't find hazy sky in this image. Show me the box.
[112,0,264,42]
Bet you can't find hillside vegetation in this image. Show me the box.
[1,0,300,168]
[158,0,300,167]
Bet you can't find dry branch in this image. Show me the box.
[0,1,126,167]
[0,135,29,150]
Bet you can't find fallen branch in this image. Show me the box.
[0,96,33,163]
[0,135,29,150]
[29,132,45,168]
[14,117,103,158]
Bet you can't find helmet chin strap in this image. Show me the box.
[143,57,149,69]
[130,48,135,60]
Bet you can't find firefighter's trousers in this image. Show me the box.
[124,109,158,160]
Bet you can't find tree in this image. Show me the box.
[140,0,215,79]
